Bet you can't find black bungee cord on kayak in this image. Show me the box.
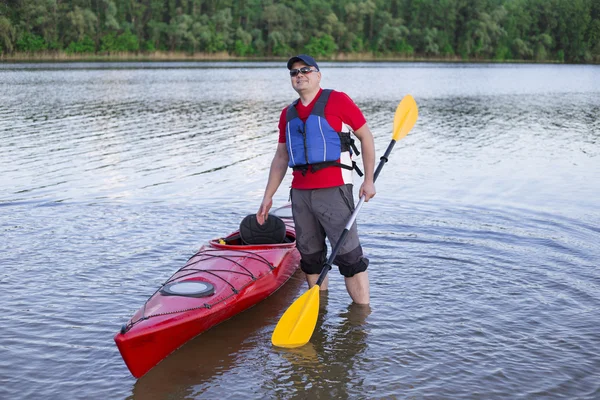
[120,248,277,334]
[120,214,292,334]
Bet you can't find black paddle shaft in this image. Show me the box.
[315,139,398,286]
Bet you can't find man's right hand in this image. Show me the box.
[256,197,273,225]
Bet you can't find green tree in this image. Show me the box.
[103,0,120,31]
[263,3,295,55]
[553,0,591,62]
[233,26,253,56]
[587,18,600,62]
[0,16,16,53]
[374,13,412,55]
[66,35,95,53]
[213,8,233,51]
[587,0,600,61]
[0,0,597,62]
[304,34,338,57]
[65,6,98,44]
[168,12,196,51]
[532,33,552,60]
[16,32,47,52]
[463,8,506,58]
[16,0,59,49]
[512,37,532,58]
[101,30,139,52]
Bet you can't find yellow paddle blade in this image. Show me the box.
[271,285,320,348]
[393,94,419,141]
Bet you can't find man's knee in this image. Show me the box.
[335,246,369,277]
[299,249,326,275]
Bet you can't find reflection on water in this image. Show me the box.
[1,63,599,399]
[131,286,375,399]
[266,295,373,400]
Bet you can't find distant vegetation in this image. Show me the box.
[1,0,599,63]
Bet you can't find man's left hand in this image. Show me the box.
[359,181,376,202]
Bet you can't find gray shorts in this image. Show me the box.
[291,184,369,277]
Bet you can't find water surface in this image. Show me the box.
[1,62,599,399]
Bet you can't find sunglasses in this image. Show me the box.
[289,66,319,77]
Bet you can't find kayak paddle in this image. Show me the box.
[271,94,419,348]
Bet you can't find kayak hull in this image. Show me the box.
[114,225,299,378]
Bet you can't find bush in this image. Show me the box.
[395,40,414,55]
[100,31,139,52]
[144,41,156,52]
[494,44,512,61]
[116,31,139,52]
[234,39,254,56]
[16,32,47,52]
[66,36,95,53]
[303,34,337,57]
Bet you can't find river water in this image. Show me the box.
[0,61,599,399]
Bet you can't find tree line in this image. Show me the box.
[1,0,599,63]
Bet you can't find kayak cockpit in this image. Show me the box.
[209,229,296,250]
[210,213,296,249]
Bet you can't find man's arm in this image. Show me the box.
[353,123,376,202]
[257,142,289,224]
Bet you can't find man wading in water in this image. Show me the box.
[256,54,376,305]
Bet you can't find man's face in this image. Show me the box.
[290,61,321,94]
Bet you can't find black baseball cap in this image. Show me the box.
[287,54,319,70]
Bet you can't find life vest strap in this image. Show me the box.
[293,161,363,177]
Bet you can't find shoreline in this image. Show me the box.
[0,50,576,64]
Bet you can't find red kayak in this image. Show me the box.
[114,214,299,378]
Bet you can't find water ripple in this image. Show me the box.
[1,63,599,399]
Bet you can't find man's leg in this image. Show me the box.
[313,185,370,302]
[306,273,329,290]
[291,188,329,290]
[344,271,369,304]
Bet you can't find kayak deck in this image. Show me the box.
[114,224,300,378]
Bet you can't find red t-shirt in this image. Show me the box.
[278,89,367,189]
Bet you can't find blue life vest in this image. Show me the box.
[285,90,362,175]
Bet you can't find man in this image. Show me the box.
[256,54,376,305]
